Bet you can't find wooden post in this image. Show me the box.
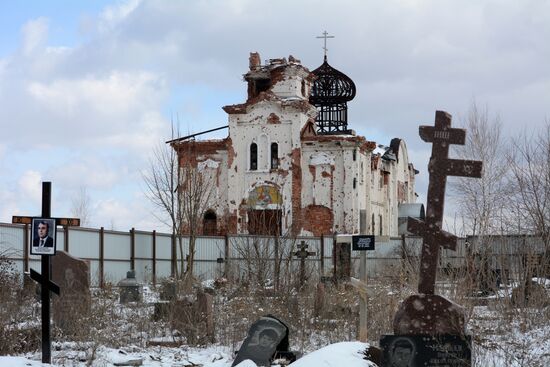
[40,182,52,364]
[99,227,105,289]
[130,227,135,270]
[23,223,29,272]
[152,230,157,285]
[358,211,368,342]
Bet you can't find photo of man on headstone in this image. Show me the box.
[388,337,415,367]
[31,218,56,255]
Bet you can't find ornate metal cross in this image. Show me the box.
[294,241,316,283]
[316,30,335,59]
[408,111,483,294]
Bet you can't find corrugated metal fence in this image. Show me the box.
[1,222,545,286]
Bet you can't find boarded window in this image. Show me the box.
[248,210,282,236]
[203,210,217,235]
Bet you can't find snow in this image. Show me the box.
[0,342,374,367]
[289,342,374,367]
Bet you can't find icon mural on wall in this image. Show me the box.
[248,185,282,208]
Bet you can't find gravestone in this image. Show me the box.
[118,270,142,303]
[197,290,214,343]
[379,111,482,367]
[232,315,294,367]
[51,251,91,335]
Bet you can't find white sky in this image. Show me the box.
[0,0,548,232]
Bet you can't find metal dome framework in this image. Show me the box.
[310,57,356,134]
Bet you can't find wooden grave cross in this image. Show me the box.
[12,182,80,364]
[408,111,483,294]
[294,241,316,283]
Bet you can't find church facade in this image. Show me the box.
[171,53,418,237]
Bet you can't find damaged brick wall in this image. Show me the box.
[302,205,333,236]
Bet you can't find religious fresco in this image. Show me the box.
[248,185,282,208]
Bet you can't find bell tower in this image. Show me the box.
[309,32,356,134]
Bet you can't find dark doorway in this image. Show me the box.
[248,209,282,236]
[203,210,217,235]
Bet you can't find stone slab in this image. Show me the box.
[380,334,471,367]
[51,251,90,335]
[393,294,465,335]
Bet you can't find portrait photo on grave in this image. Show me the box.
[232,316,288,367]
[385,336,416,367]
[31,218,56,255]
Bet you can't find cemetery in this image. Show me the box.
[0,4,549,363]
[1,111,549,366]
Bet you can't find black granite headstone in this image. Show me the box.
[380,335,471,367]
[232,315,289,367]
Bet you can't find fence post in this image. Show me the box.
[152,230,157,285]
[63,225,69,252]
[130,227,135,270]
[171,233,176,277]
[274,236,280,291]
[23,224,29,272]
[224,234,230,279]
[99,227,105,289]
[320,234,325,278]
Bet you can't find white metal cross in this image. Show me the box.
[316,30,335,59]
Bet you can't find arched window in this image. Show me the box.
[203,210,217,235]
[250,143,258,170]
[371,214,375,235]
[379,214,383,236]
[271,142,279,169]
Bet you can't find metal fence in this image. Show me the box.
[1,222,546,286]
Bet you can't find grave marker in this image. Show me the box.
[380,111,482,367]
[12,182,80,364]
[294,241,316,284]
[407,110,482,295]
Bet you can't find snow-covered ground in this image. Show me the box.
[0,342,373,367]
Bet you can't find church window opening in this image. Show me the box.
[250,143,258,170]
[271,142,279,169]
[379,214,383,236]
[353,149,356,161]
[371,214,375,235]
[203,210,217,235]
[353,177,357,189]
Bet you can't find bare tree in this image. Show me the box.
[451,101,510,236]
[508,123,550,242]
[70,186,93,227]
[143,123,183,278]
[177,153,216,282]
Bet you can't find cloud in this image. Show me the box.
[18,170,43,203]
[21,17,49,56]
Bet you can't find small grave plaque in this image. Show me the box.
[380,334,471,367]
[352,235,375,251]
[232,315,290,367]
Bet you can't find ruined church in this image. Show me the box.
[171,52,418,237]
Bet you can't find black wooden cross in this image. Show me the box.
[408,111,483,294]
[294,241,316,283]
[12,182,79,364]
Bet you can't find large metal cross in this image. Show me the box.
[294,241,316,284]
[316,30,335,59]
[408,111,483,294]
